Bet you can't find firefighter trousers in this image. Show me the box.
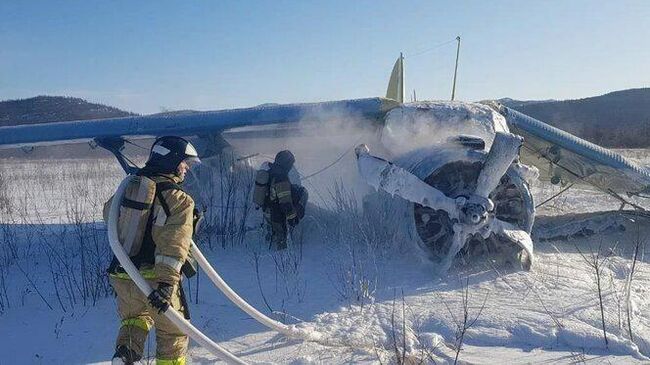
[110,276,189,364]
[263,210,288,250]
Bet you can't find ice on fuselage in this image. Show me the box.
[380,101,509,157]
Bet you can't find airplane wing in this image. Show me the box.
[486,101,650,196]
[0,98,399,149]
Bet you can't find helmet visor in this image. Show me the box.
[183,156,201,167]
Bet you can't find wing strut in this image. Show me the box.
[95,137,139,174]
[194,133,231,159]
[521,141,648,212]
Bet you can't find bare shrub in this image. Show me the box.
[625,222,644,342]
[0,170,12,215]
[323,182,409,309]
[271,248,305,301]
[247,237,305,320]
[390,291,410,365]
[575,240,617,348]
[64,195,112,306]
[0,159,120,313]
[250,249,275,312]
[410,313,442,364]
[373,290,439,365]
[325,181,378,308]
[4,159,116,311]
[188,152,254,249]
[534,287,565,331]
[0,214,19,267]
[0,264,9,313]
[15,258,54,310]
[442,278,489,365]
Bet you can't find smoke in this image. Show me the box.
[226,106,382,206]
[222,101,506,208]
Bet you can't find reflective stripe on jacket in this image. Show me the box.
[269,179,296,220]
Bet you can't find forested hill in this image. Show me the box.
[0,96,137,127]
[499,88,650,148]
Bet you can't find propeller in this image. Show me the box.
[355,132,535,272]
[490,218,534,270]
[355,144,459,219]
[470,132,534,270]
[475,132,523,199]
[438,224,469,273]
[461,132,523,224]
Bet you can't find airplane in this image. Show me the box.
[1,55,650,272]
[4,54,650,364]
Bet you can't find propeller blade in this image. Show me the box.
[355,145,459,218]
[438,224,469,273]
[474,132,523,199]
[490,218,534,270]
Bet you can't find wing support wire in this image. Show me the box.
[520,139,648,212]
[535,183,575,209]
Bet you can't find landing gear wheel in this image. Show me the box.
[413,160,534,266]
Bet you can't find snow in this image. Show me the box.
[2,146,650,364]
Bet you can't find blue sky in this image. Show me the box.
[1,1,649,114]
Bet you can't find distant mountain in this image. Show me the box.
[499,88,650,148]
[0,96,137,127]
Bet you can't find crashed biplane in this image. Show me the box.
[1,61,650,272]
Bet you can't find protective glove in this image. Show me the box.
[148,282,174,313]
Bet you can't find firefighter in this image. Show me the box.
[253,150,308,250]
[106,136,200,365]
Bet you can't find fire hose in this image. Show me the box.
[189,242,302,337]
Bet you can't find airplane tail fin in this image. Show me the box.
[386,53,404,103]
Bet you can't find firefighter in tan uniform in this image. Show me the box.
[106,136,200,365]
[253,150,308,250]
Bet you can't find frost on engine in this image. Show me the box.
[356,101,537,271]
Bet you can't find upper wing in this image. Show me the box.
[486,102,650,195]
[0,98,399,149]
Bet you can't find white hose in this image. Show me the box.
[190,242,295,336]
[191,248,387,349]
[108,176,248,365]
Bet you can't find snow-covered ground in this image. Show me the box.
[2,148,650,364]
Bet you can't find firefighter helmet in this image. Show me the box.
[145,136,201,173]
[274,150,295,171]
